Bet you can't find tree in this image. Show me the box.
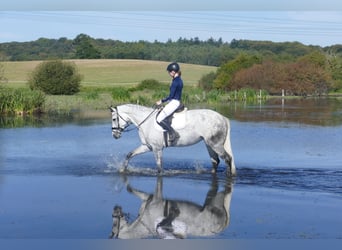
[297,51,327,68]
[214,53,262,90]
[283,60,331,96]
[327,56,342,91]
[73,34,101,59]
[28,60,82,95]
[229,55,331,96]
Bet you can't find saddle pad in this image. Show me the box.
[155,108,187,131]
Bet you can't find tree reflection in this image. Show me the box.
[212,97,342,126]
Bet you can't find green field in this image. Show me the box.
[1,59,217,114]
[3,59,217,88]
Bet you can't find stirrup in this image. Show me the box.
[168,131,179,142]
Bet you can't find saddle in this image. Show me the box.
[174,103,185,113]
[156,104,187,147]
[156,103,187,127]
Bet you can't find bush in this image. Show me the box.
[130,78,164,91]
[28,60,82,95]
[198,71,216,91]
[111,87,131,102]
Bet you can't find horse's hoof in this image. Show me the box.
[226,170,237,178]
[119,168,127,174]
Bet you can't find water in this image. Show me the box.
[0,98,342,239]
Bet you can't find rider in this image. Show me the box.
[156,62,183,143]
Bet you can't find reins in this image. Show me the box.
[137,107,159,128]
[118,106,160,133]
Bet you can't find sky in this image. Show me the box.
[1,1,342,47]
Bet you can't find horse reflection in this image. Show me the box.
[110,174,233,239]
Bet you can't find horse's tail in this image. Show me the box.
[224,117,236,176]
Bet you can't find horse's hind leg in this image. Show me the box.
[205,140,236,176]
[205,144,220,173]
[220,150,235,177]
[222,135,236,177]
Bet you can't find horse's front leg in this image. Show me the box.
[122,144,151,171]
[153,149,163,174]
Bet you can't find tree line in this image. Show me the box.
[1,33,342,95]
[2,33,341,65]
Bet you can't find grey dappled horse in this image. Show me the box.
[109,175,233,239]
[110,104,236,176]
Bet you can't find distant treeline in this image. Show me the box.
[1,33,341,66]
[1,34,342,95]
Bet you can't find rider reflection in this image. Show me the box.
[109,174,234,239]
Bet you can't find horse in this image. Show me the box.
[109,174,233,239]
[110,104,236,176]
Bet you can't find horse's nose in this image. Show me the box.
[113,205,122,216]
[112,131,121,139]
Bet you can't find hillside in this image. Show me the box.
[2,59,217,88]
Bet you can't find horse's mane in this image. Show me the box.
[118,104,153,114]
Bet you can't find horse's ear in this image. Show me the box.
[109,106,115,112]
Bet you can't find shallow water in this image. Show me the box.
[0,98,342,239]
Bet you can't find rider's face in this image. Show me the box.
[168,71,175,78]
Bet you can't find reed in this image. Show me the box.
[0,87,45,114]
[232,88,268,102]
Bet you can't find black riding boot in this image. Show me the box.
[158,120,179,143]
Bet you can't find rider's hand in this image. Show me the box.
[153,100,163,109]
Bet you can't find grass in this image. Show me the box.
[1,59,217,114]
[1,59,274,115]
[3,59,217,88]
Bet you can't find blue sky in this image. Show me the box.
[1,1,342,46]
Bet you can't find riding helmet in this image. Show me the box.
[166,62,180,72]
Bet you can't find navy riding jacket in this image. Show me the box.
[162,76,183,103]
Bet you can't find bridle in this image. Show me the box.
[111,107,131,133]
[110,203,158,239]
[110,205,125,239]
[111,106,159,134]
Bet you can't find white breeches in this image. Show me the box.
[156,99,180,123]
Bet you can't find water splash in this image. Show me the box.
[103,157,213,177]
[104,154,125,174]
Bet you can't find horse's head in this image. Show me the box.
[109,205,129,239]
[109,106,130,139]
